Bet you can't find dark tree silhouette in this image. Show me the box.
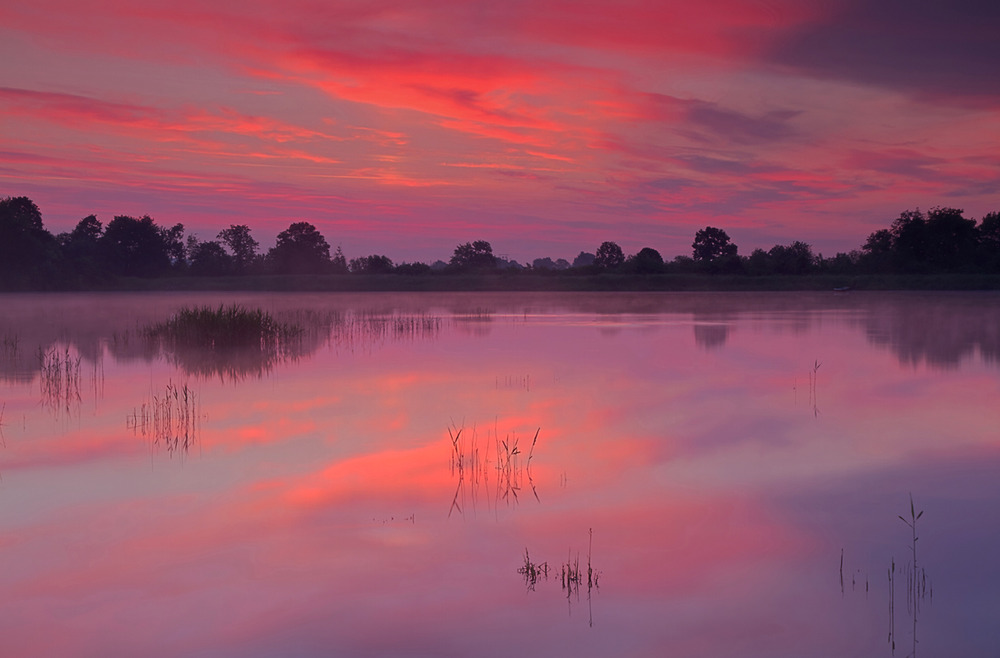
[217,224,259,273]
[978,212,1000,272]
[450,240,497,270]
[594,241,625,268]
[889,210,929,273]
[767,241,815,275]
[0,196,60,288]
[189,240,233,276]
[331,245,349,274]
[99,215,171,277]
[572,251,595,268]
[349,254,394,274]
[627,247,664,273]
[70,214,103,243]
[861,228,893,272]
[395,261,431,275]
[58,214,104,281]
[161,223,187,269]
[692,227,738,262]
[267,221,331,274]
[925,207,977,272]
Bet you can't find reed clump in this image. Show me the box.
[143,305,307,380]
[128,381,199,456]
[448,422,541,517]
[146,305,303,350]
[518,548,549,591]
[38,347,82,414]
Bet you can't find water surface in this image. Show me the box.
[2,291,998,657]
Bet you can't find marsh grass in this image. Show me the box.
[562,529,599,595]
[143,305,307,380]
[37,347,82,416]
[899,494,931,614]
[331,312,441,354]
[128,381,199,457]
[809,359,821,417]
[448,422,540,517]
[1,333,20,373]
[518,529,601,627]
[840,495,931,654]
[146,305,303,350]
[517,549,549,591]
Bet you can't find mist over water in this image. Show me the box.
[1,291,998,657]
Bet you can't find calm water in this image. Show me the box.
[1,291,998,657]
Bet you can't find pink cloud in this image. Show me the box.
[2,0,1000,261]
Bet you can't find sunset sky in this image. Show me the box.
[2,0,999,263]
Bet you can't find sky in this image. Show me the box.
[2,0,999,263]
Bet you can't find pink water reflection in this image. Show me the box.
[2,292,1000,657]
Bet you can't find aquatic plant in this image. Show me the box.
[1,333,20,370]
[558,529,600,594]
[146,305,302,349]
[37,347,82,416]
[143,305,308,380]
[899,493,930,614]
[128,381,199,457]
[448,422,541,517]
[809,359,821,417]
[884,495,931,654]
[517,548,549,591]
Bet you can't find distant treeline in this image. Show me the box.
[2,195,1000,290]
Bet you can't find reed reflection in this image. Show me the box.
[448,423,540,518]
[127,381,200,458]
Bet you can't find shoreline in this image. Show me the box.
[14,272,1000,293]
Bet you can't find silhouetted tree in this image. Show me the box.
[331,245,349,274]
[532,257,557,270]
[767,241,815,274]
[978,211,1000,272]
[450,240,496,270]
[58,214,104,281]
[594,241,625,269]
[349,254,394,274]
[395,261,431,275]
[669,255,697,273]
[496,256,524,270]
[745,248,772,275]
[188,240,233,276]
[861,228,893,273]
[161,223,186,269]
[822,250,862,275]
[890,209,929,273]
[99,215,171,277]
[217,225,259,274]
[627,247,664,273]
[692,227,738,262]
[267,221,331,274]
[572,251,595,268]
[0,196,61,288]
[925,207,977,272]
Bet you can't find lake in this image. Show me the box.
[1,290,998,657]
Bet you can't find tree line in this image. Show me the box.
[2,195,1000,289]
